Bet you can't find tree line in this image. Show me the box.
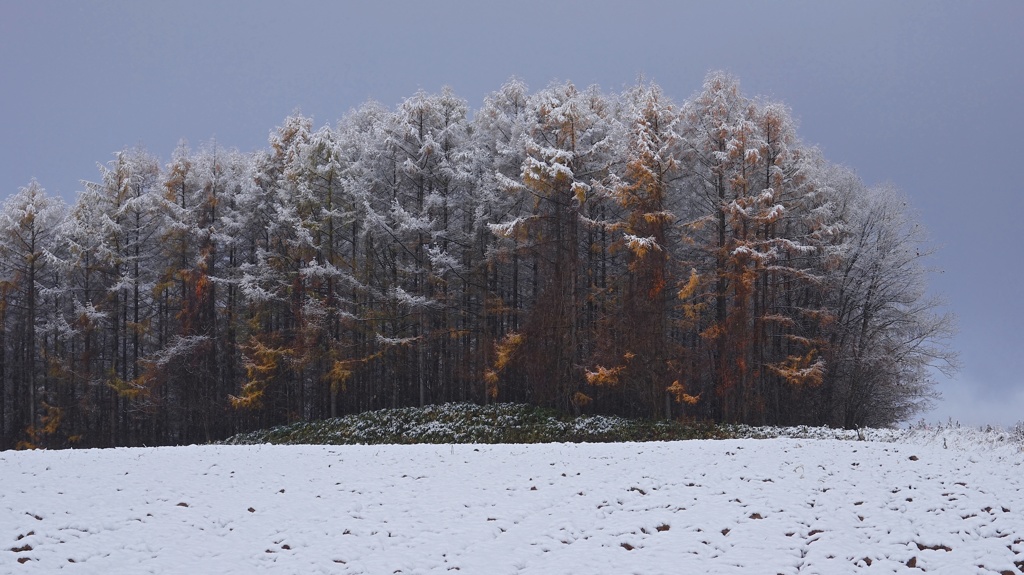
[0,72,956,449]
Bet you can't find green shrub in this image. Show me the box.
[221,403,733,446]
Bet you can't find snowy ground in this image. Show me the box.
[3,430,1022,574]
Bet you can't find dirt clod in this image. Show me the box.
[916,542,951,551]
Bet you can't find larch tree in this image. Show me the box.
[333,101,392,413]
[495,81,617,412]
[679,71,761,422]
[234,114,314,427]
[474,78,533,403]
[155,141,242,442]
[386,88,473,407]
[291,124,354,419]
[0,181,67,448]
[0,75,958,449]
[736,101,833,425]
[589,81,684,419]
[59,148,162,445]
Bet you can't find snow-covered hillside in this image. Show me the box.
[3,430,1022,574]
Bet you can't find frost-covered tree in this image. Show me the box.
[153,141,247,442]
[288,124,356,418]
[473,78,533,401]
[55,148,163,445]
[590,81,684,419]
[329,101,393,412]
[490,81,618,411]
[819,174,956,427]
[677,73,838,424]
[231,114,314,428]
[679,72,752,421]
[385,88,473,406]
[0,180,67,448]
[0,74,956,449]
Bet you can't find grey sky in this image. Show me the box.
[3,0,1022,427]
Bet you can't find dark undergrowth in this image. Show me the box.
[221,402,734,446]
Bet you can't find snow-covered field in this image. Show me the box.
[3,429,1023,574]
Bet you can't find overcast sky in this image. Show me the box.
[3,0,1022,427]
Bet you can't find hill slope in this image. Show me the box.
[3,427,1022,573]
